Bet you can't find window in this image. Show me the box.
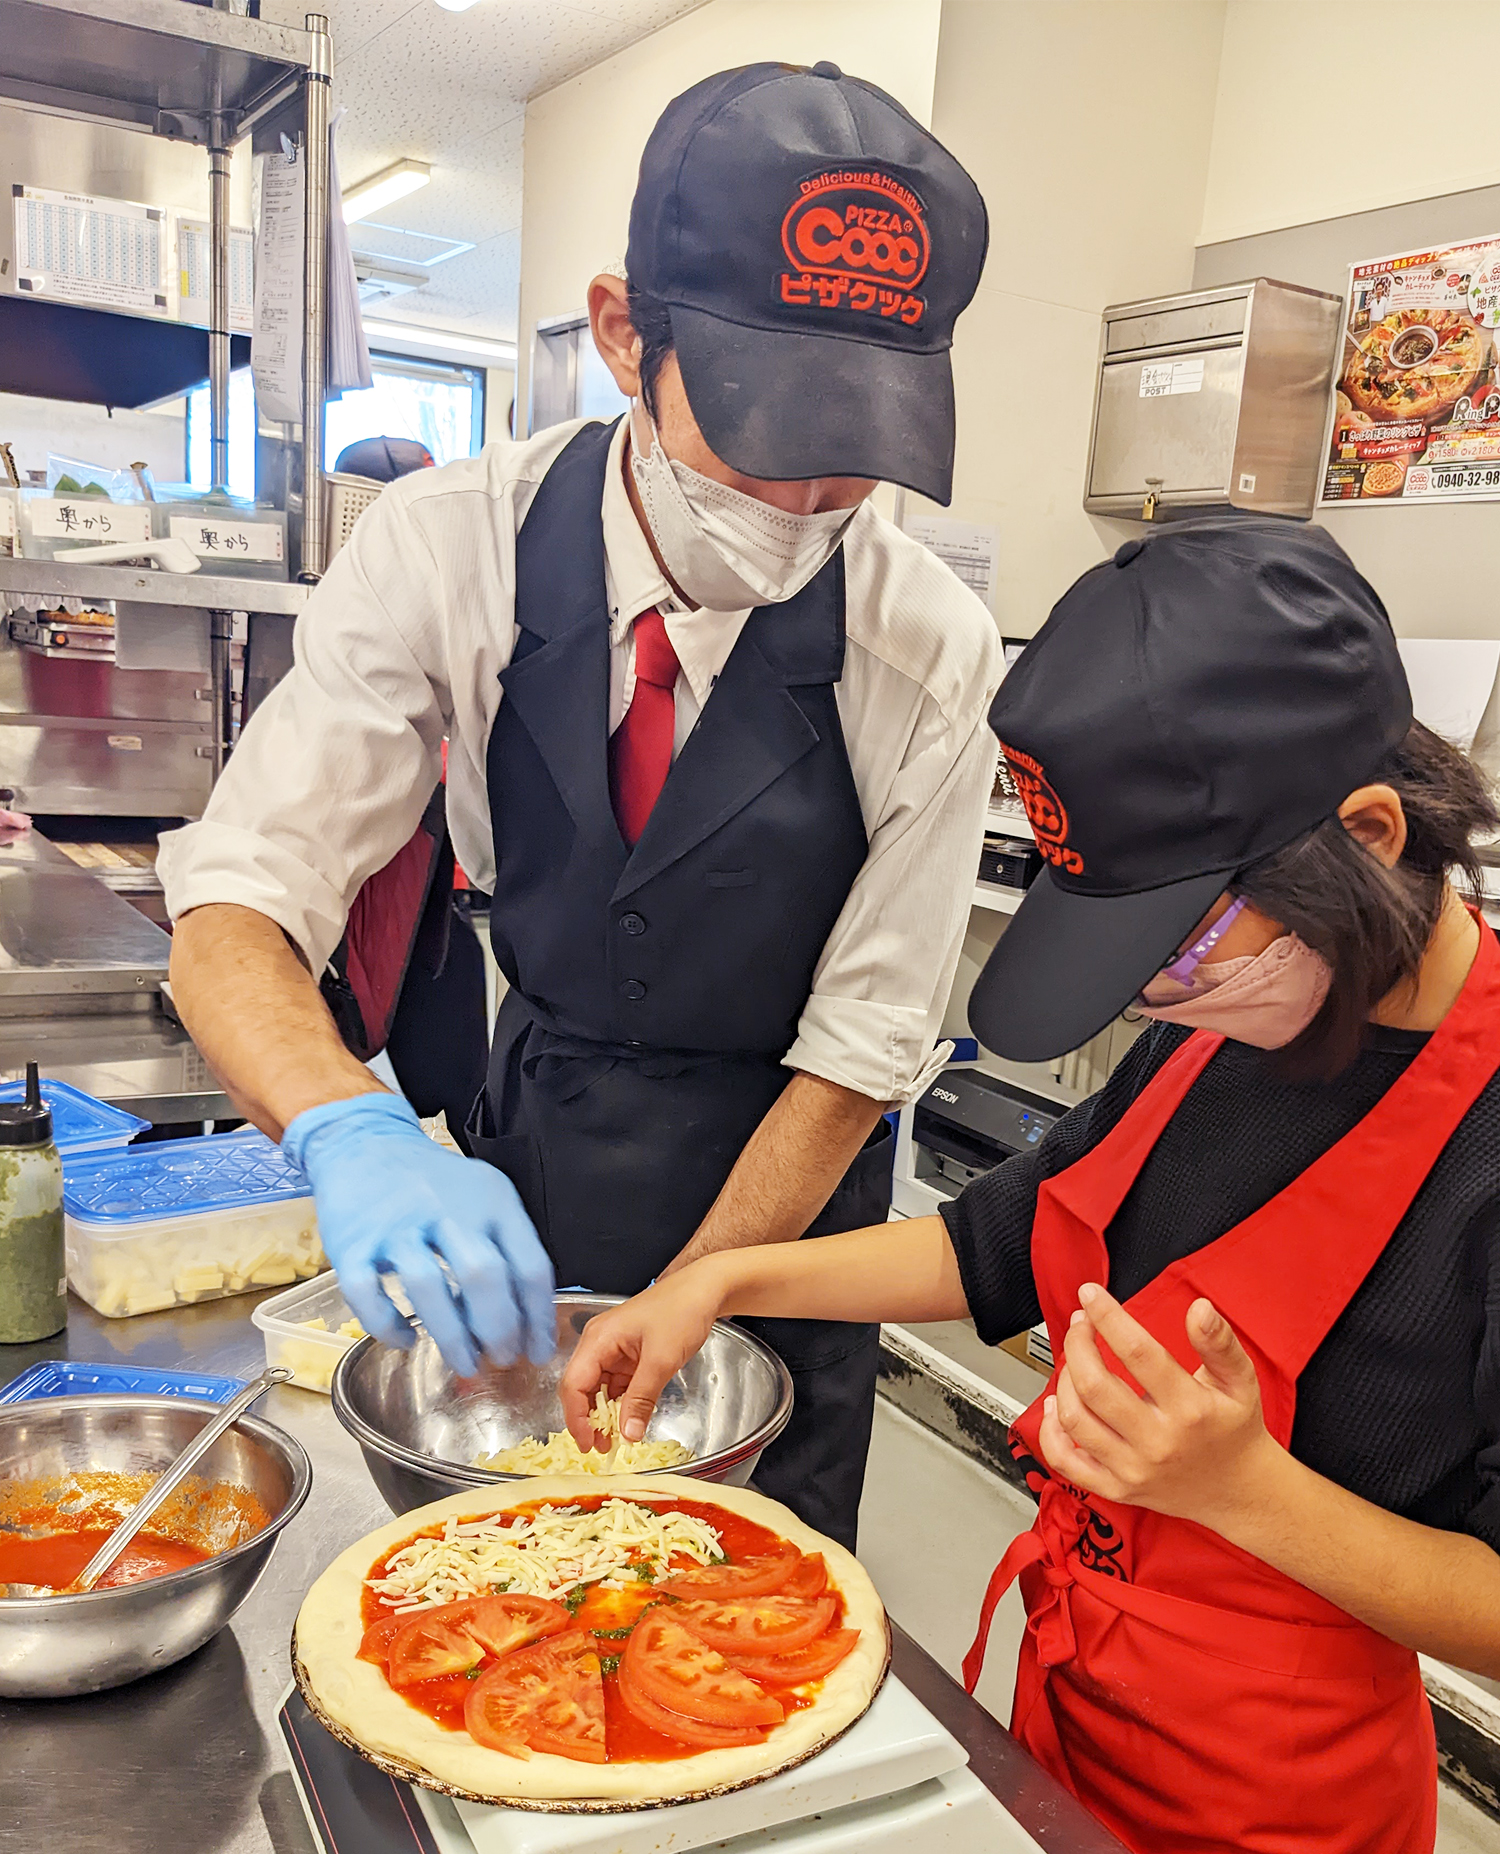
[324,353,486,470]
[184,352,486,497]
[184,367,258,498]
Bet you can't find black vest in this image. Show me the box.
[467,420,888,1288]
[485,419,867,1055]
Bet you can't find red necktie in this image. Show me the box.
[609,606,679,847]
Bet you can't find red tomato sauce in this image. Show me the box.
[361,1495,841,1762]
[0,1526,210,1591]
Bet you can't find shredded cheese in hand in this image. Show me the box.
[365,1500,724,1613]
[473,1391,691,1477]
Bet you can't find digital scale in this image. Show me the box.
[281,1673,1047,1854]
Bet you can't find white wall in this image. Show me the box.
[517,0,943,425]
[0,392,186,484]
[926,0,1228,637]
[1201,1,1500,246]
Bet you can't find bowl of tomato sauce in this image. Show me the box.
[0,1392,311,1697]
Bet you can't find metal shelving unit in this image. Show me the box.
[0,0,332,777]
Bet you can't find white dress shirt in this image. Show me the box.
[158,417,1003,1105]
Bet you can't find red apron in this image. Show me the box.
[963,922,1500,1854]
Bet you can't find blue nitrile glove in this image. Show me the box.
[283,1093,556,1378]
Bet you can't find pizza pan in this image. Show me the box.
[289,1623,891,1814]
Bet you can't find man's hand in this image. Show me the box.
[559,1261,729,1450]
[284,1093,556,1379]
[1037,1281,1280,1528]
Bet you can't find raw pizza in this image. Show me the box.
[294,1474,888,1803]
[1343,308,1486,423]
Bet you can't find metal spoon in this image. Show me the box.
[71,1366,293,1593]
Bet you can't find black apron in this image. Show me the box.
[467,420,892,1547]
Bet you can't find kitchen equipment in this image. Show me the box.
[912,1067,1065,1193]
[1085,279,1342,521]
[978,833,1042,891]
[285,1675,1032,1853]
[253,1271,365,1394]
[0,1074,146,1160]
[72,1365,292,1590]
[0,1358,245,1405]
[63,1128,323,1318]
[0,1059,64,1343]
[0,1390,310,1697]
[324,471,383,563]
[332,1292,793,1514]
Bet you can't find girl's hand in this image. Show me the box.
[1037,1282,1281,1528]
[559,1261,728,1452]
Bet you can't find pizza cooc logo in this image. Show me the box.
[777,169,930,327]
[1001,743,1084,876]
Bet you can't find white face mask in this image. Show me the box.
[628,404,857,611]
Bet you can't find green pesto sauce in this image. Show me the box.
[0,1147,65,1344]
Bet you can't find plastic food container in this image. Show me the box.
[63,1130,324,1318]
[251,1272,365,1394]
[152,488,288,580]
[0,1077,147,1162]
[0,1359,247,1405]
[17,487,152,561]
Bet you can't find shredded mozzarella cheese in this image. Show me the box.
[365,1499,724,1614]
[474,1391,691,1478]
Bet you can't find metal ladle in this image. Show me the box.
[70,1366,293,1593]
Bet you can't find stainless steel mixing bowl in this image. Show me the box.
[332,1292,794,1514]
[0,1393,311,1698]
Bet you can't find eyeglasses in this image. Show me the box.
[1158,895,1247,987]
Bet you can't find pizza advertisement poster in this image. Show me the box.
[1322,235,1500,506]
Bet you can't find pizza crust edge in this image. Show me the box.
[294,1473,891,1803]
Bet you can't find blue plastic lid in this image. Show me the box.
[63,1128,311,1226]
[0,1077,148,1156]
[0,1359,247,1405]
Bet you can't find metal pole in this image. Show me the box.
[209,610,234,776]
[300,13,332,581]
[208,118,232,493]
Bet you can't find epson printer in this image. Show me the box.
[911,1067,1065,1194]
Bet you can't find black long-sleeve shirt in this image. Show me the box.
[940,1021,1500,1552]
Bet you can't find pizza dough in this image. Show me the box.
[1343,309,1486,423]
[295,1475,889,1804]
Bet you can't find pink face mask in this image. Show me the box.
[1136,932,1332,1048]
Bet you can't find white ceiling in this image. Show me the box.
[260,0,707,352]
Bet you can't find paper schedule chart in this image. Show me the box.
[13,186,167,314]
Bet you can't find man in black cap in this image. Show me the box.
[159,62,996,1545]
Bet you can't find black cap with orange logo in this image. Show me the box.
[626,62,988,504]
[968,517,1412,1062]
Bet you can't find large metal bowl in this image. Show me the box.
[333,1292,793,1515]
[0,1393,311,1699]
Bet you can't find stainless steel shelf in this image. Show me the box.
[0,557,309,616]
[0,0,314,143]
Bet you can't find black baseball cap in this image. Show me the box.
[969,516,1413,1062]
[626,62,988,505]
[334,436,435,483]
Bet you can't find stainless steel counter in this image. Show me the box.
[1,1296,1127,1854]
[0,831,170,1012]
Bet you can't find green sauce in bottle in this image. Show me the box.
[0,1063,66,1345]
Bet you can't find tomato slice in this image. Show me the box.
[656,1538,799,1601]
[388,1602,486,1687]
[460,1593,570,1659]
[621,1608,783,1727]
[357,1613,407,1665]
[617,1658,770,1747]
[728,1627,860,1688]
[780,1553,828,1600]
[673,1594,837,1658]
[464,1630,607,1763]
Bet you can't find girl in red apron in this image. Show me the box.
[562,517,1500,1853]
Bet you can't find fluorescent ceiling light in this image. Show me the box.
[433,0,484,10]
[361,317,518,367]
[342,160,431,224]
